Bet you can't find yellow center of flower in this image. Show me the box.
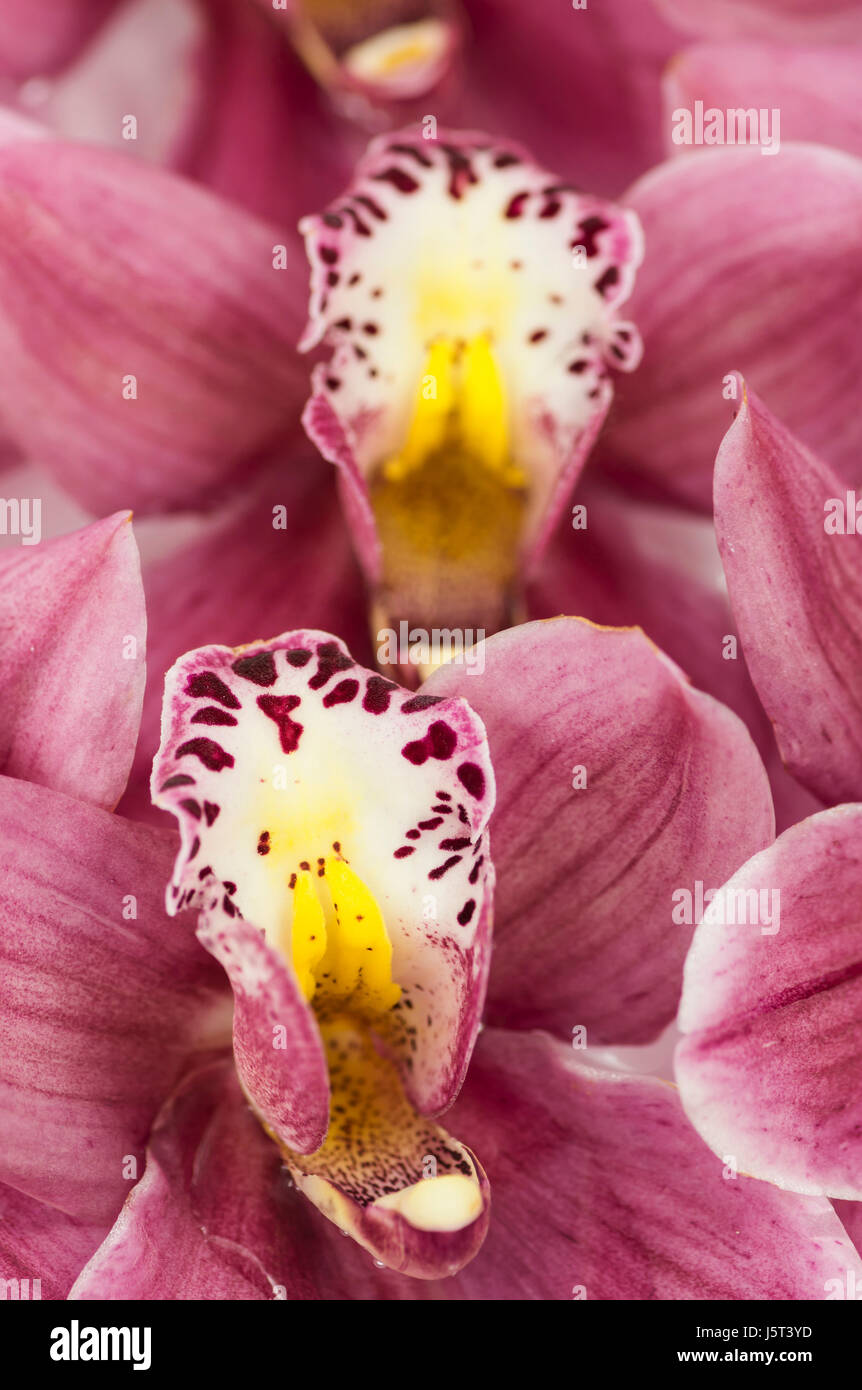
[288,856,401,1017]
[370,336,527,633]
[384,334,521,487]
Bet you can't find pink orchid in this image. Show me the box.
[3,543,860,1296]
[1,0,862,1309]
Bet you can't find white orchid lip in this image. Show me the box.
[152,629,494,1272]
[300,128,643,635]
[152,630,495,1109]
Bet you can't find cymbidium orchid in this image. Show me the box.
[7,554,862,1296]
[3,0,862,1310]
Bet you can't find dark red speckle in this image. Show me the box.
[176,739,234,772]
[232,652,277,687]
[457,762,486,799]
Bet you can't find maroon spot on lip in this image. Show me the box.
[186,672,241,709]
[355,192,387,221]
[504,191,528,219]
[160,773,195,790]
[469,856,484,884]
[180,798,202,819]
[320,246,338,264]
[373,166,420,194]
[428,721,457,759]
[402,720,458,764]
[402,739,428,765]
[595,265,620,297]
[232,651,277,687]
[191,706,238,727]
[176,738,234,772]
[429,855,463,880]
[323,678,359,708]
[389,141,433,168]
[440,143,477,200]
[401,695,443,712]
[309,641,354,690]
[493,151,520,168]
[364,675,398,714]
[258,694,303,754]
[528,329,548,344]
[419,817,444,831]
[406,829,421,840]
[440,837,471,851]
[457,899,476,925]
[322,213,343,228]
[394,846,415,859]
[457,762,486,799]
[578,214,609,258]
[286,648,312,667]
[203,802,220,826]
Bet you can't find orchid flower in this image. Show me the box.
[7,568,862,1295]
[3,0,862,1302]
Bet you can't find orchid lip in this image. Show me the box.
[152,629,495,1274]
[300,128,643,637]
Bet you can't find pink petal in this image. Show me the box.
[715,378,862,805]
[438,1029,862,1299]
[835,1200,862,1260]
[664,42,862,162]
[527,481,772,754]
[452,0,683,197]
[196,898,330,1155]
[73,1060,482,1296]
[117,456,371,825]
[71,1063,293,1299]
[0,775,230,1223]
[20,0,205,167]
[425,618,774,1044]
[654,0,862,42]
[601,145,862,509]
[179,0,361,228]
[0,512,145,809]
[676,805,862,1199]
[0,1182,108,1301]
[0,0,118,80]
[527,481,825,833]
[0,139,307,515]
